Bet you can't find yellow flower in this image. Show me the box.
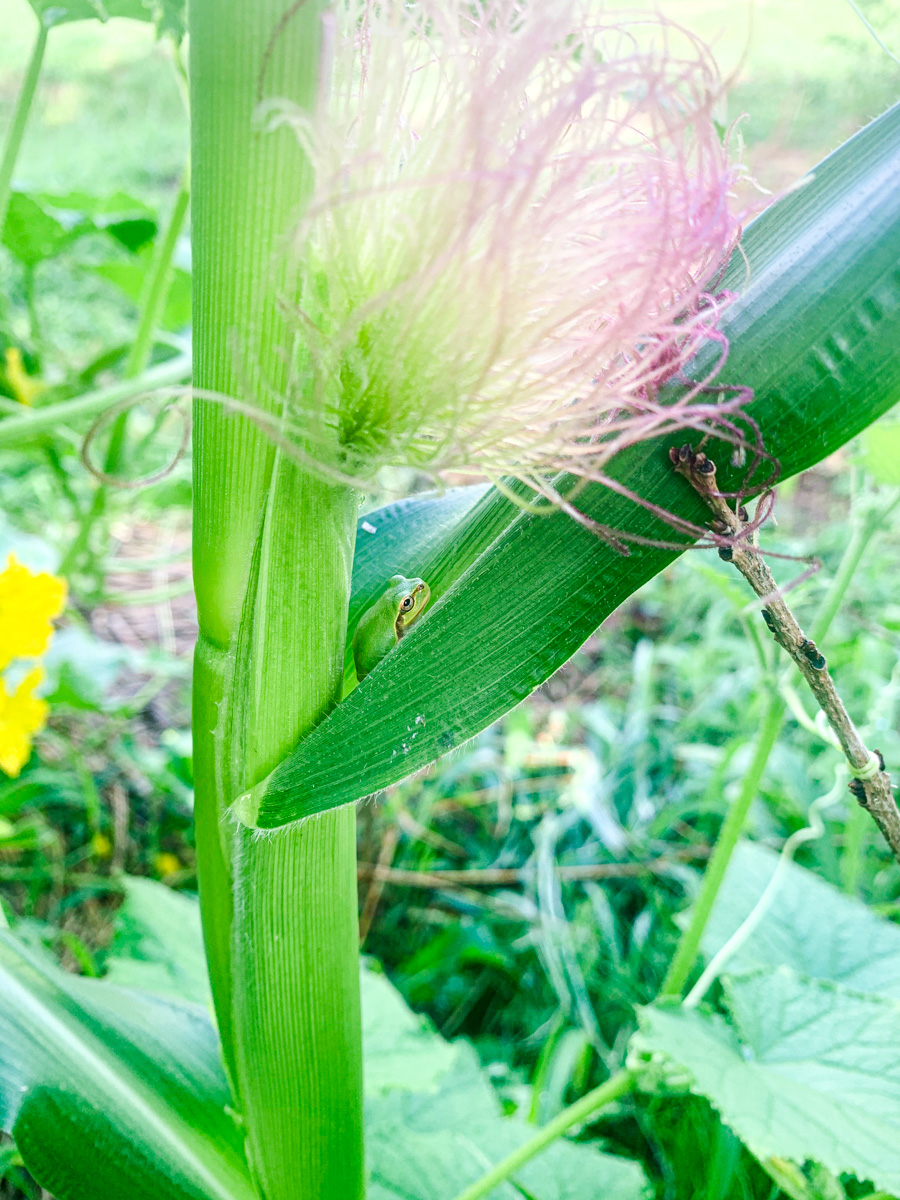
[0,668,48,778]
[91,832,113,859]
[0,554,67,671]
[154,851,182,877]
[3,347,46,406]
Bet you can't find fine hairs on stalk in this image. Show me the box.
[253,0,755,514]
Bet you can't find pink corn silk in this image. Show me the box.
[278,0,757,495]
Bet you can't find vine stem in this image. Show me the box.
[0,18,48,230]
[453,472,897,1196]
[449,1070,635,1200]
[61,161,191,582]
[0,355,191,449]
[660,692,784,997]
[104,160,192,473]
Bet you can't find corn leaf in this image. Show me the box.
[244,101,900,829]
[0,932,256,1200]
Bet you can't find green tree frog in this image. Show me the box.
[352,574,431,680]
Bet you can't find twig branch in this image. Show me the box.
[671,444,900,865]
[356,846,712,890]
[358,826,399,945]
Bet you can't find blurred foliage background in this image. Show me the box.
[1,0,899,1197]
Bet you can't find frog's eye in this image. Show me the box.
[400,595,415,612]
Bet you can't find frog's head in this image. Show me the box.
[387,574,430,637]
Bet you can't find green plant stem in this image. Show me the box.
[0,355,191,448]
[660,489,892,998]
[450,1070,635,1200]
[660,693,785,997]
[64,163,193,583]
[48,354,191,581]
[190,3,364,1198]
[0,18,48,230]
[229,465,361,1200]
[104,162,192,465]
[103,162,191,476]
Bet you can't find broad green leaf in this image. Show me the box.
[2,192,76,266]
[104,218,159,253]
[105,877,455,1096]
[701,842,900,999]
[2,886,644,1200]
[507,1139,649,1200]
[94,259,191,329]
[106,875,457,1093]
[35,193,158,252]
[361,966,456,1096]
[38,190,155,221]
[635,969,900,1194]
[0,932,255,1200]
[369,1127,648,1200]
[104,876,211,1006]
[1,191,152,266]
[368,1050,648,1200]
[243,103,900,829]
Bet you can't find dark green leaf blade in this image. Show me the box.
[0,932,255,1200]
[248,102,900,829]
[104,217,158,253]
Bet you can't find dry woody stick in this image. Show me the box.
[671,443,900,866]
[357,846,713,890]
